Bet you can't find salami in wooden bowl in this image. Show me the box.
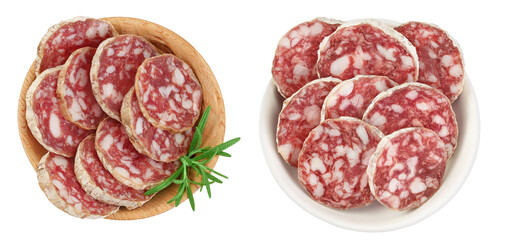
[18,16,226,220]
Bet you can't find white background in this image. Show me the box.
[1,0,506,239]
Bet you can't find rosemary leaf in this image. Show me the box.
[193,137,240,161]
[144,106,240,211]
[217,151,231,157]
[186,182,195,211]
[196,106,211,133]
[144,166,184,195]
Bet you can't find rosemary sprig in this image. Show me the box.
[144,106,240,211]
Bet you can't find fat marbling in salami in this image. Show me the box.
[363,82,458,158]
[298,117,383,209]
[26,66,92,157]
[321,75,398,120]
[91,34,159,121]
[317,20,419,84]
[395,22,464,102]
[272,17,341,98]
[75,135,152,209]
[367,127,447,210]
[57,47,106,130]
[37,152,119,218]
[35,17,117,74]
[276,77,341,167]
[95,117,180,190]
[135,54,202,132]
[121,88,193,162]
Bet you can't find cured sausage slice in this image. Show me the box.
[37,152,119,218]
[363,82,458,158]
[35,17,117,74]
[135,54,202,132]
[321,75,398,120]
[272,17,341,98]
[276,77,341,167]
[298,117,383,209]
[95,117,180,190]
[26,67,92,157]
[91,35,158,121]
[121,88,193,162]
[395,22,464,102]
[57,47,106,130]
[75,135,151,209]
[317,20,419,84]
[367,127,447,210]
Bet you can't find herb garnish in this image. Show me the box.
[144,106,240,211]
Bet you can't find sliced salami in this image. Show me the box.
[272,17,342,98]
[37,152,119,218]
[57,47,106,130]
[363,82,458,158]
[367,127,447,210]
[135,54,202,132]
[321,75,398,120]
[298,117,383,209]
[35,17,117,74]
[75,135,152,209]
[395,22,464,102]
[26,67,92,157]
[95,117,180,190]
[276,77,341,167]
[91,34,159,121]
[121,88,193,162]
[317,20,419,84]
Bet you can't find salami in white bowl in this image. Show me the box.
[363,82,458,158]
[298,117,383,209]
[367,127,447,210]
[272,18,341,98]
[317,19,418,84]
[276,77,341,167]
[321,75,398,120]
[395,22,465,102]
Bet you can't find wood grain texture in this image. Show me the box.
[18,16,226,220]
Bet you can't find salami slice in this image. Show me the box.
[321,75,398,120]
[317,20,419,84]
[276,77,341,167]
[298,117,383,209]
[35,17,117,74]
[91,34,159,121]
[272,17,342,98]
[121,88,193,162]
[26,67,92,157]
[95,117,180,190]
[367,127,447,210]
[135,54,202,132]
[75,135,152,209]
[57,47,106,130]
[363,82,458,158]
[395,22,464,102]
[37,152,119,218]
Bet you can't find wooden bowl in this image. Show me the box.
[17,17,226,220]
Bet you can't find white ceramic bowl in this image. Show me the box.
[259,75,480,232]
